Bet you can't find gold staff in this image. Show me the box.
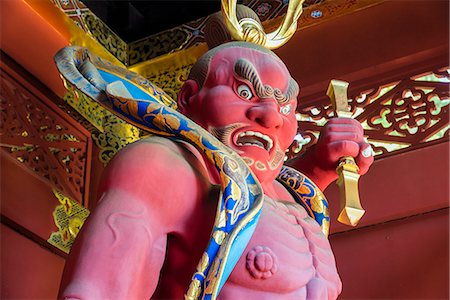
[327,80,365,226]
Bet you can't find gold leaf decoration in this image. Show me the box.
[197,252,210,274]
[48,189,90,254]
[213,230,227,245]
[185,278,201,300]
[63,84,142,165]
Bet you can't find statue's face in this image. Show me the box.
[182,47,298,182]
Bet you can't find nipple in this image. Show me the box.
[246,246,278,279]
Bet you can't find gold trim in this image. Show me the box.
[128,27,191,66]
[82,11,128,65]
[24,0,125,67]
[129,44,208,101]
[129,44,208,78]
[63,82,107,132]
[91,115,141,166]
[48,189,90,254]
[62,83,141,165]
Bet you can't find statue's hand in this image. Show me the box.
[314,117,373,176]
[313,118,374,188]
[290,118,373,191]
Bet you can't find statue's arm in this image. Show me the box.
[287,118,373,191]
[59,138,207,299]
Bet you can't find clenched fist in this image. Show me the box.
[289,118,374,191]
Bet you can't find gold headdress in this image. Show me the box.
[220,0,306,49]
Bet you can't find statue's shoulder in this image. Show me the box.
[104,136,208,180]
[98,136,212,228]
[112,136,202,169]
[101,135,214,194]
[128,136,220,185]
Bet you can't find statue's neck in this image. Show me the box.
[183,139,284,196]
[260,181,278,198]
[253,166,284,198]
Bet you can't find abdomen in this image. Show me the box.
[220,198,342,299]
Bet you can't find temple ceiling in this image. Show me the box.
[49,0,384,67]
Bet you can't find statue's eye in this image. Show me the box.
[280,104,292,115]
[237,84,253,100]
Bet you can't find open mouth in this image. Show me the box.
[235,131,273,152]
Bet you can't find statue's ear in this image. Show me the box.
[177,79,199,114]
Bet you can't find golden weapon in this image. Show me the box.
[221,0,306,49]
[327,80,365,226]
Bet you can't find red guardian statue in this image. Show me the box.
[55,3,373,299]
[57,41,373,300]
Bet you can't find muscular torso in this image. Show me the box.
[151,140,341,299]
[155,182,341,299]
[60,138,341,300]
[221,196,341,299]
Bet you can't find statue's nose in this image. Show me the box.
[246,101,283,129]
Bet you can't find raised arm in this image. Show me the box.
[59,137,210,299]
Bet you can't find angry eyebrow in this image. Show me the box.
[233,58,265,98]
[233,58,299,104]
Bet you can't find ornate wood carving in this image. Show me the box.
[287,67,450,159]
[146,64,194,101]
[83,12,128,64]
[0,69,91,203]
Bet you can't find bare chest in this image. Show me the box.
[220,197,341,299]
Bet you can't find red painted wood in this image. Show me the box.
[276,0,449,101]
[330,208,449,299]
[327,141,450,234]
[1,224,65,299]
[0,151,61,241]
[0,0,68,97]
[0,53,91,144]
[86,144,107,210]
[1,52,93,205]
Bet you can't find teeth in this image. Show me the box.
[239,131,255,137]
[237,142,265,150]
[236,131,274,151]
